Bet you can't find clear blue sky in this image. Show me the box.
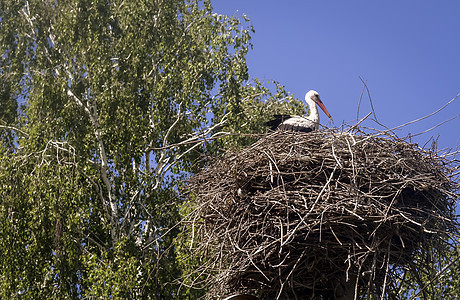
[212,1,460,152]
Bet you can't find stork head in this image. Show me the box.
[305,90,332,120]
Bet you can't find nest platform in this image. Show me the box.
[184,129,459,299]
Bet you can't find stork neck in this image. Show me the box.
[305,97,320,126]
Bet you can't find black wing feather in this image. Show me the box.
[264,114,293,130]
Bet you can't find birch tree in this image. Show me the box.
[0,0,307,298]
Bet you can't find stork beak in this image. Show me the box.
[316,99,332,120]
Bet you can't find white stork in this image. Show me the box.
[265,90,332,132]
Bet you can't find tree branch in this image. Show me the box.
[0,125,29,137]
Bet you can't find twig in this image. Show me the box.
[358,76,378,122]
[384,93,460,133]
[0,125,29,136]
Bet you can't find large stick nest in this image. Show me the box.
[184,129,459,299]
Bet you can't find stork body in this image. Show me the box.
[265,90,332,132]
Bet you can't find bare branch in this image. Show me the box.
[358,77,378,122]
[383,93,460,134]
[0,125,29,136]
[149,111,230,190]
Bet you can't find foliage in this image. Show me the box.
[398,244,460,299]
[0,0,305,298]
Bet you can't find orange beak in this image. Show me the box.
[317,99,332,120]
